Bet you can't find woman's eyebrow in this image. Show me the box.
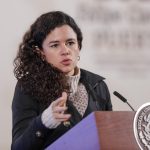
[47,41,60,46]
[66,38,76,42]
[48,40,59,44]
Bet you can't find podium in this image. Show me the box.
[45,111,139,150]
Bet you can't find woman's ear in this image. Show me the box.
[33,45,45,61]
[40,50,46,61]
[34,45,41,54]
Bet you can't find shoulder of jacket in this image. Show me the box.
[81,69,105,80]
[80,69,106,86]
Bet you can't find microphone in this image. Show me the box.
[113,91,135,111]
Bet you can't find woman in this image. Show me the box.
[12,11,112,150]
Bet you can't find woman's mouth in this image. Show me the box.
[61,59,72,65]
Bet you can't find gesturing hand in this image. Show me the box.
[52,92,71,122]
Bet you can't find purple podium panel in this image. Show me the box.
[45,112,100,150]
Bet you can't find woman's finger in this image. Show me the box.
[54,113,71,120]
[53,106,67,113]
[56,118,71,122]
[52,92,68,107]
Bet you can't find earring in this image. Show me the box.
[78,56,80,61]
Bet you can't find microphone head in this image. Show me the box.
[113,91,127,103]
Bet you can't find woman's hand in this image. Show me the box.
[51,92,71,122]
[41,92,71,128]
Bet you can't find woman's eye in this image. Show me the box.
[67,41,75,46]
[50,44,58,48]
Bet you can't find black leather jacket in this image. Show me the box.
[11,69,112,150]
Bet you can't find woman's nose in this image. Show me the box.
[61,45,70,55]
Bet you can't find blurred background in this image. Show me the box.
[0,0,150,149]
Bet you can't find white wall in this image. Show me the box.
[0,0,150,149]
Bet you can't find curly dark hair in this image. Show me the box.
[13,11,83,107]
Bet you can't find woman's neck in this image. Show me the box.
[67,67,79,76]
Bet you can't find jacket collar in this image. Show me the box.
[80,69,105,87]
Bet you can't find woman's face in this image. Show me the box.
[42,25,80,76]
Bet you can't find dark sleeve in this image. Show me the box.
[11,82,53,150]
[103,81,113,111]
[96,80,113,111]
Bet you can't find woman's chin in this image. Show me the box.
[62,68,75,76]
